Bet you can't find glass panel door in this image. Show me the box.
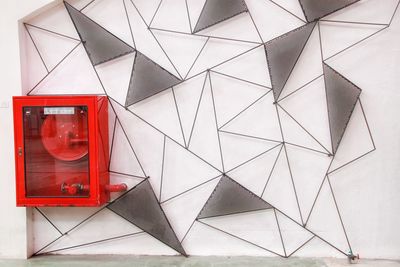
[23,106,90,197]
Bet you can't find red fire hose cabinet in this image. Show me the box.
[13,95,114,207]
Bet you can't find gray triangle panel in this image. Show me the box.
[193,0,248,33]
[323,63,361,154]
[265,22,316,100]
[197,176,272,219]
[64,1,134,66]
[299,0,360,22]
[108,180,186,256]
[125,51,181,106]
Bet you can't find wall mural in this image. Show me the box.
[22,0,399,257]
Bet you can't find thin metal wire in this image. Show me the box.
[159,135,167,201]
[197,219,285,257]
[219,130,282,145]
[287,235,315,257]
[27,42,82,95]
[389,0,400,25]
[35,208,63,236]
[274,103,286,145]
[27,0,386,256]
[172,87,187,147]
[202,44,264,78]
[197,205,274,221]
[260,145,283,200]
[267,0,306,23]
[209,72,226,172]
[274,205,348,256]
[211,70,272,91]
[110,114,147,177]
[277,74,324,103]
[185,0,193,33]
[149,0,163,27]
[305,157,335,225]
[118,97,224,173]
[25,23,81,42]
[123,0,136,48]
[318,24,335,156]
[323,26,389,62]
[284,141,330,156]
[187,73,209,147]
[40,231,145,254]
[282,144,305,225]
[277,104,332,154]
[124,51,138,107]
[24,24,49,73]
[358,98,376,149]
[274,208,287,257]
[161,174,222,204]
[150,27,262,45]
[320,19,389,26]
[217,91,272,130]
[273,23,317,100]
[225,143,283,174]
[128,0,183,80]
[33,234,64,255]
[326,175,352,252]
[34,179,149,255]
[80,0,96,12]
[109,171,147,180]
[246,5,264,43]
[328,149,375,175]
[179,175,223,243]
[107,113,118,171]
[184,37,210,80]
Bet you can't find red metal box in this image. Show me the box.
[13,95,110,207]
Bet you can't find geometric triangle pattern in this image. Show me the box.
[193,0,248,33]
[125,51,182,106]
[109,120,146,178]
[298,0,360,22]
[64,2,134,66]
[107,179,186,256]
[22,0,396,258]
[197,175,273,219]
[265,22,316,100]
[323,63,361,154]
[25,23,80,71]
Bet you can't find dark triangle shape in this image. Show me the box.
[193,0,248,33]
[323,63,361,154]
[299,0,360,22]
[197,176,273,219]
[108,180,186,256]
[265,22,316,100]
[64,1,134,66]
[125,51,181,106]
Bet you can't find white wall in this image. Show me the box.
[0,0,53,259]
[1,0,400,260]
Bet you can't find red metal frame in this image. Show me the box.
[13,95,110,207]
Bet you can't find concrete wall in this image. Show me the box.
[1,0,400,260]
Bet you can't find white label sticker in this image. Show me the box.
[44,107,75,115]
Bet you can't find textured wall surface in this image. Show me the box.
[5,0,400,259]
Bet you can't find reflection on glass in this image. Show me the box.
[23,106,90,197]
